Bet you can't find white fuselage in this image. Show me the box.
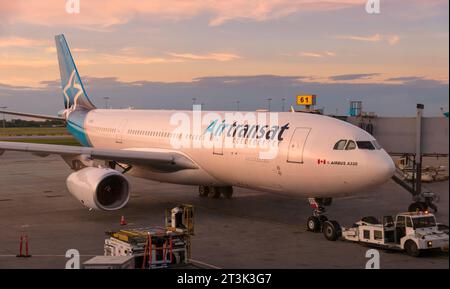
[76,109,395,197]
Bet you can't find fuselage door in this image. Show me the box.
[287,127,311,163]
[115,119,128,144]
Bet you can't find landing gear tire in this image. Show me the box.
[408,202,428,212]
[307,197,332,233]
[323,220,341,241]
[307,216,321,232]
[306,215,328,232]
[199,186,210,198]
[221,187,233,199]
[405,240,421,257]
[208,187,221,199]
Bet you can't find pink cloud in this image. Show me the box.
[1,0,365,28]
[285,51,336,58]
[337,34,383,42]
[336,34,400,45]
[0,37,49,47]
[167,52,241,61]
[387,35,400,46]
[99,51,241,64]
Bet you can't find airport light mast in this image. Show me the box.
[103,97,110,109]
[266,98,272,112]
[0,106,7,128]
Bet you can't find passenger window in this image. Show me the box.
[333,140,347,150]
[406,217,413,228]
[396,216,406,227]
[345,140,356,150]
[374,230,383,240]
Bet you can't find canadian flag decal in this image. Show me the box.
[317,159,326,165]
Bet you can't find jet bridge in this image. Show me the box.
[344,104,448,212]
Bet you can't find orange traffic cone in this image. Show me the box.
[120,215,127,226]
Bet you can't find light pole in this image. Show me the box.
[236,100,240,111]
[267,98,272,112]
[103,97,110,109]
[0,106,7,129]
[281,98,286,112]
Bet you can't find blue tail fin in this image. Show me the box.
[55,34,96,110]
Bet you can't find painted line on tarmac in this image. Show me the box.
[189,258,222,269]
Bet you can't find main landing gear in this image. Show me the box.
[306,198,342,241]
[199,186,233,199]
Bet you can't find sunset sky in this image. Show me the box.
[0,0,448,116]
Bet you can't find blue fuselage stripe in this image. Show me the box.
[67,111,91,147]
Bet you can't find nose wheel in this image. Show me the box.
[306,198,332,232]
[307,215,328,232]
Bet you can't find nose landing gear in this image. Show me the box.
[306,198,332,232]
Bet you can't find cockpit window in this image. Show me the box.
[372,140,382,150]
[333,140,347,150]
[356,141,375,150]
[345,140,356,150]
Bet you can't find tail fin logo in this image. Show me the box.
[63,69,83,110]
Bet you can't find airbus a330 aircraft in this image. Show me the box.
[0,35,395,233]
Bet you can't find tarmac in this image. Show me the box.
[0,151,448,269]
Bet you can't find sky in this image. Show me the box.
[0,0,448,116]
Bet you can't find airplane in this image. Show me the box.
[0,34,395,233]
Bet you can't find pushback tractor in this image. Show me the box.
[321,211,449,257]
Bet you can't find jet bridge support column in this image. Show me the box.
[392,104,440,212]
[415,103,424,195]
[410,104,438,212]
[415,104,423,196]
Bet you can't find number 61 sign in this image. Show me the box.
[296,95,316,106]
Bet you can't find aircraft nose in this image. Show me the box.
[370,152,395,185]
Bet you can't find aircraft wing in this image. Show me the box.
[0,141,198,171]
[0,110,65,121]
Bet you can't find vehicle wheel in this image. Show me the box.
[199,186,209,197]
[208,187,221,198]
[323,220,341,241]
[307,216,321,232]
[404,240,421,257]
[408,202,427,212]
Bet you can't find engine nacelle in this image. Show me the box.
[66,167,130,211]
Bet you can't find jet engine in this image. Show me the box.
[66,167,130,211]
